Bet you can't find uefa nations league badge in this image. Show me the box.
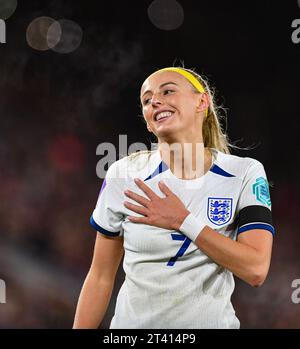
[207,198,233,226]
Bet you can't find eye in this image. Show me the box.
[143,98,151,105]
[142,89,175,105]
[164,89,174,95]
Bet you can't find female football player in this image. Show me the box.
[73,67,274,329]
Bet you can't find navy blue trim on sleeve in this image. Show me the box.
[90,215,120,237]
[237,223,275,236]
[236,205,275,235]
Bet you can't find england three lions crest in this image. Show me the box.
[207,198,233,226]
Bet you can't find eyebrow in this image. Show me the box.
[141,82,178,99]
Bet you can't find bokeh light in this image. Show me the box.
[0,0,18,20]
[26,16,56,51]
[48,19,83,54]
[147,0,184,31]
[45,20,62,49]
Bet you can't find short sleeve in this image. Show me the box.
[90,162,125,237]
[236,160,275,236]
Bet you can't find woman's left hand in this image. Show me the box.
[124,178,190,231]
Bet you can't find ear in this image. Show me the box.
[146,123,152,133]
[196,93,210,114]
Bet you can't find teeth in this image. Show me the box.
[155,111,173,121]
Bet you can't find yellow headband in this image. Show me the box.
[154,67,208,117]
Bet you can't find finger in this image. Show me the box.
[158,180,173,196]
[124,190,151,208]
[124,201,148,216]
[134,178,158,200]
[128,216,148,224]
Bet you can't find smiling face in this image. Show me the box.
[140,70,208,142]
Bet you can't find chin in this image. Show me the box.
[155,128,180,142]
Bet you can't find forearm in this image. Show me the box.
[73,271,114,329]
[195,226,267,286]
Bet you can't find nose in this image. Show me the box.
[151,93,163,106]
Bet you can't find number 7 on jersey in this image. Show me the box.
[167,232,192,266]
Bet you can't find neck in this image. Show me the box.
[157,137,212,180]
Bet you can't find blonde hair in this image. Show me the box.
[130,66,235,161]
[181,67,232,154]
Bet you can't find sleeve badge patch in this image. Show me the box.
[252,177,271,207]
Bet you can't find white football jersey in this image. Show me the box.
[90,148,274,329]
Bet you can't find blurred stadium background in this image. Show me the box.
[0,0,300,328]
